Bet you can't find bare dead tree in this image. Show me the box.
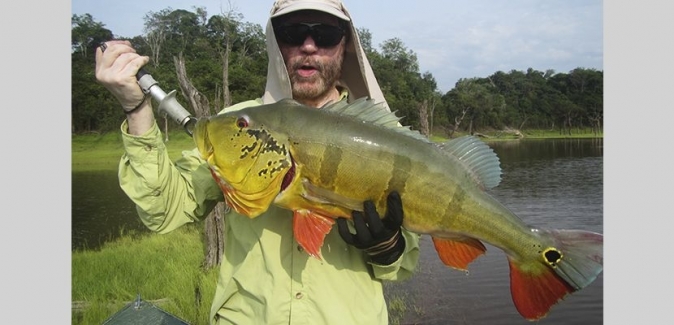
[217,4,240,108]
[428,97,437,138]
[213,84,222,115]
[589,113,602,136]
[517,116,529,131]
[174,52,211,117]
[418,100,429,138]
[143,30,164,69]
[220,40,232,108]
[449,107,469,138]
[173,52,225,269]
[202,203,226,269]
[142,8,172,69]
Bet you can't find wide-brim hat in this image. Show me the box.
[270,0,351,21]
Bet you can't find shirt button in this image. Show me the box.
[144,145,153,151]
[297,245,304,253]
[295,292,303,299]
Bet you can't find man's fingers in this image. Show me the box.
[363,200,385,237]
[384,191,404,229]
[336,218,356,245]
[352,210,372,244]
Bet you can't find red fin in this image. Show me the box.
[508,258,575,320]
[292,210,335,259]
[432,236,486,270]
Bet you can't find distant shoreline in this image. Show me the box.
[72,129,603,172]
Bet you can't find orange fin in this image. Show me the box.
[508,258,575,320]
[292,210,335,259]
[432,236,486,270]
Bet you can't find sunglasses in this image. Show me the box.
[275,22,346,48]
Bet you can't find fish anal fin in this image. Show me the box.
[508,258,575,320]
[432,236,486,270]
[292,210,335,260]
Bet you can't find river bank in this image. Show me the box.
[71,129,602,324]
[72,127,602,171]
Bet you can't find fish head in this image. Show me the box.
[193,110,293,218]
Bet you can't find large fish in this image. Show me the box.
[193,97,603,321]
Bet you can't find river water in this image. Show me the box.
[71,138,603,324]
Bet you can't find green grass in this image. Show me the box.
[429,127,602,143]
[71,224,416,325]
[71,130,212,324]
[71,126,600,324]
[71,225,219,325]
[71,130,197,171]
[71,127,601,171]
[520,128,603,138]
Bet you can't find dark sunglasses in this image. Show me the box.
[275,22,346,48]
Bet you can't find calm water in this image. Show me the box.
[71,171,148,251]
[386,138,603,325]
[71,138,603,324]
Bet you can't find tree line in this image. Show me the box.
[72,7,602,137]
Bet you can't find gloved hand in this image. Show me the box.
[95,40,150,113]
[336,191,406,265]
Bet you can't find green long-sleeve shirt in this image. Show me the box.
[118,98,420,325]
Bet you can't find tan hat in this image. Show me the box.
[270,0,350,21]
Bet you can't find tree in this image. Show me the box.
[143,8,172,68]
[146,5,263,269]
[206,9,243,109]
[71,14,122,133]
[72,8,602,137]
[415,72,440,138]
[356,28,373,54]
[370,37,437,130]
[72,14,113,57]
[380,38,419,73]
[443,78,505,136]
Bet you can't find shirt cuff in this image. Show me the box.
[120,120,165,162]
[369,230,419,281]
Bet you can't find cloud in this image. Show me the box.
[72,0,602,93]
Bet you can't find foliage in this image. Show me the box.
[71,9,602,137]
[71,225,219,325]
[71,222,417,325]
[441,67,603,136]
[72,130,196,171]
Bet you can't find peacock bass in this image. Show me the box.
[193,97,603,321]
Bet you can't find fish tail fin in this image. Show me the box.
[508,257,575,320]
[508,229,603,320]
[292,210,335,259]
[432,236,487,271]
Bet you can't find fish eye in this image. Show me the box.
[236,117,249,128]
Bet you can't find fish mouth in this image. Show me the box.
[280,154,296,193]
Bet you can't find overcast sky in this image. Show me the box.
[72,0,602,93]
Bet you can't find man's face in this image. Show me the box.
[275,10,346,101]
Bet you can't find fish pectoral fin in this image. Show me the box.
[292,209,335,260]
[508,257,575,320]
[431,236,487,271]
[301,179,363,211]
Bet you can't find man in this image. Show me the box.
[95,0,420,324]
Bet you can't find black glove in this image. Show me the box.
[336,191,406,265]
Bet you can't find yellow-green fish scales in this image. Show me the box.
[193,97,603,320]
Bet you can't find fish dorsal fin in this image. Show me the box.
[322,97,432,143]
[440,136,502,189]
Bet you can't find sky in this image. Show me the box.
[71,0,603,93]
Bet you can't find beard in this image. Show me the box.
[287,52,343,100]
